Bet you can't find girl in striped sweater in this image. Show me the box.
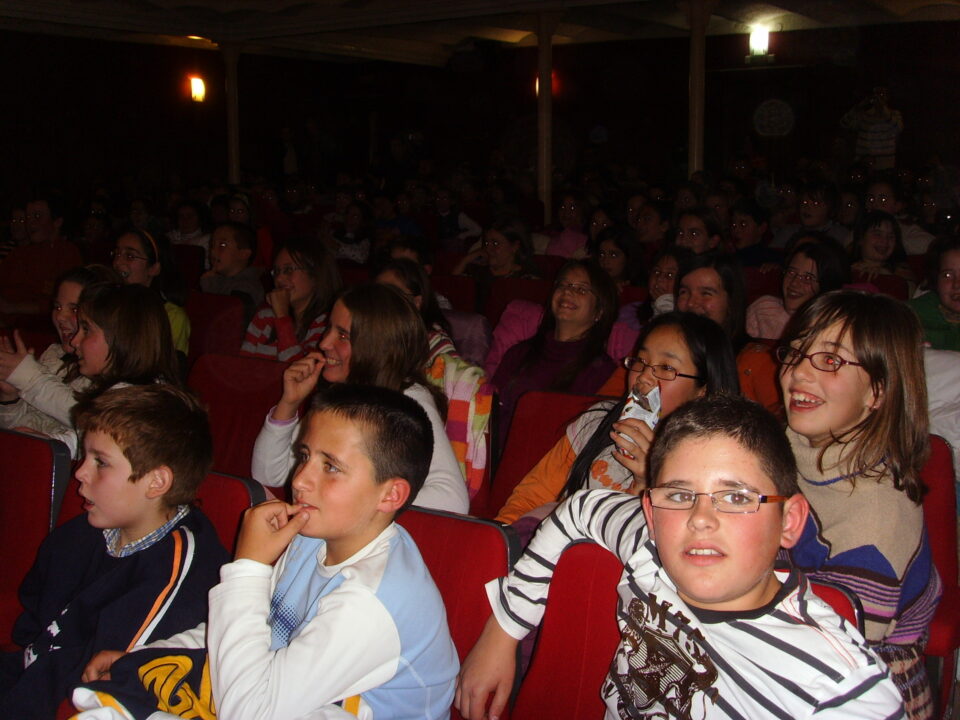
[777,290,940,720]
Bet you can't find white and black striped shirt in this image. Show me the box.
[488,489,906,720]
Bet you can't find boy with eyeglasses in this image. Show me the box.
[458,394,905,719]
[200,221,265,324]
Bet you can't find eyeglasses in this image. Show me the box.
[271,264,304,278]
[110,249,149,263]
[648,487,788,514]
[622,356,702,382]
[775,346,864,372]
[554,281,594,297]
[783,268,818,285]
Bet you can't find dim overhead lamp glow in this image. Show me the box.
[190,76,206,102]
[749,26,769,56]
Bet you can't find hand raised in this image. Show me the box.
[0,330,33,382]
[610,417,655,487]
[267,288,292,319]
[274,352,325,421]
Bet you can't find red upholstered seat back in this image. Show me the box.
[478,391,600,518]
[396,508,517,663]
[511,541,622,720]
[172,244,205,293]
[0,430,71,644]
[484,277,554,327]
[921,435,958,588]
[918,435,959,709]
[432,274,477,313]
[185,291,247,365]
[195,471,267,553]
[743,266,783,305]
[809,579,864,632]
[187,353,286,479]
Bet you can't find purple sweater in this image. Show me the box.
[492,334,616,447]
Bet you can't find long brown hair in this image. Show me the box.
[337,284,446,417]
[780,290,929,503]
[76,283,182,399]
[280,237,342,341]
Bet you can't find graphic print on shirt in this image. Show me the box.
[605,594,719,719]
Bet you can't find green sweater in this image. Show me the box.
[909,291,960,352]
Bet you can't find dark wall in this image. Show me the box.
[2,19,958,202]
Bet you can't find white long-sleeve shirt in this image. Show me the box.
[251,383,469,514]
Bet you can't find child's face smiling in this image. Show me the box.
[72,312,111,377]
[779,322,879,447]
[319,300,352,383]
[291,411,401,564]
[642,434,806,612]
[53,280,83,352]
[861,222,896,264]
[113,233,160,287]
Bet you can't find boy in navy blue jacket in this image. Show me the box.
[0,384,228,719]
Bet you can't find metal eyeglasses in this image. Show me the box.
[647,487,788,514]
[775,346,864,373]
[622,356,702,382]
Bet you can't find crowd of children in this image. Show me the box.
[0,144,958,718]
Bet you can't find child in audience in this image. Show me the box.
[458,394,905,719]
[0,265,115,450]
[75,384,457,720]
[771,181,848,250]
[252,283,469,514]
[497,312,738,527]
[241,237,341,362]
[674,206,723,255]
[453,218,539,313]
[849,210,915,294]
[112,229,190,357]
[864,175,934,256]
[545,193,589,257]
[730,198,778,267]
[200,221,265,321]
[0,384,227,719]
[676,253,747,349]
[745,238,849,341]
[778,290,940,719]
[375,257,456,364]
[910,235,960,352]
[592,226,643,292]
[492,259,618,447]
[0,282,180,454]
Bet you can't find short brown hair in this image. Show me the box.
[74,384,212,506]
[306,384,432,514]
[648,394,800,497]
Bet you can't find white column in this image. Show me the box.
[537,13,559,226]
[222,43,241,186]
